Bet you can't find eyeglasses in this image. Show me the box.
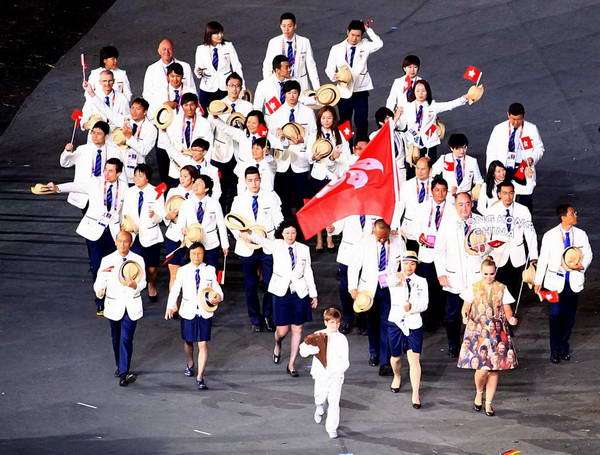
[227,84,241,88]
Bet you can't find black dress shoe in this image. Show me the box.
[390,386,400,393]
[561,353,571,361]
[368,356,379,367]
[119,373,136,387]
[264,318,276,332]
[114,368,120,378]
[550,354,561,364]
[412,402,422,409]
[378,365,392,376]
[286,366,299,377]
[252,324,264,333]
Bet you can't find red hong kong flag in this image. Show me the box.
[338,120,354,141]
[265,96,282,115]
[443,159,455,171]
[513,160,527,185]
[521,136,533,149]
[297,121,396,239]
[256,123,268,138]
[154,182,168,199]
[537,289,559,303]
[425,123,437,138]
[463,65,482,84]
[70,108,83,126]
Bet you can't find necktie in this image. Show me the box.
[456,159,463,186]
[212,47,219,70]
[279,81,285,103]
[106,184,113,212]
[416,105,423,128]
[184,120,191,148]
[104,96,110,107]
[196,201,204,223]
[287,41,295,66]
[122,256,128,262]
[195,268,200,292]
[418,182,426,203]
[185,192,189,199]
[174,89,180,105]
[360,215,366,229]
[288,246,295,268]
[289,108,295,123]
[508,127,517,153]
[131,123,138,136]
[252,195,259,219]
[138,191,144,216]
[93,149,102,177]
[464,221,469,236]
[325,132,331,141]
[197,164,203,174]
[435,205,441,229]
[406,278,412,297]
[564,231,571,282]
[378,243,387,271]
[231,103,236,112]
[506,208,511,232]
[349,46,356,67]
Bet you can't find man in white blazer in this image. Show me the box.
[431,133,483,202]
[325,19,383,140]
[348,220,406,375]
[262,12,320,91]
[534,203,592,363]
[229,166,284,332]
[434,192,486,357]
[94,230,147,386]
[487,180,538,298]
[485,103,544,212]
[254,55,292,120]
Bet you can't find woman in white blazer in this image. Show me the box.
[241,220,318,377]
[477,161,535,215]
[195,21,245,110]
[88,45,132,101]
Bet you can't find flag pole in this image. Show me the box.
[388,119,400,220]
[476,71,483,87]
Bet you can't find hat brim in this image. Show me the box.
[225,213,251,231]
[118,261,143,285]
[31,184,57,195]
[153,106,174,130]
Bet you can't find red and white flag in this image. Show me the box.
[537,288,559,303]
[513,160,527,185]
[425,123,437,138]
[256,124,268,138]
[443,159,455,171]
[521,136,533,149]
[338,120,354,141]
[265,96,282,115]
[297,122,396,239]
[155,182,168,199]
[70,108,83,126]
[463,65,482,84]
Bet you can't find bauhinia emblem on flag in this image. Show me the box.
[537,288,559,303]
[265,96,282,114]
[443,159,455,171]
[425,123,437,138]
[70,108,83,126]
[155,182,168,199]
[463,65,482,84]
[338,120,354,141]
[296,122,396,239]
[521,136,533,149]
[256,124,268,138]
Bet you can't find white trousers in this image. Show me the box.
[314,374,344,433]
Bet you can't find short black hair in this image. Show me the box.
[181,92,199,105]
[131,97,149,111]
[191,138,210,150]
[496,180,514,194]
[105,157,123,173]
[375,107,394,126]
[448,133,469,149]
[402,54,420,69]
[508,103,525,117]
[226,72,243,85]
[181,164,200,181]
[244,165,260,178]
[431,175,448,190]
[93,120,110,135]
[166,62,184,76]
[275,218,299,239]
[283,80,301,94]
[134,163,152,180]
[280,12,296,24]
[197,174,214,196]
[252,137,268,149]
[374,218,390,230]
[188,242,205,253]
[347,20,365,34]
[556,203,573,220]
[272,55,289,71]
[409,79,432,104]
[99,45,119,67]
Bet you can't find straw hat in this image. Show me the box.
[82,114,103,131]
[165,195,185,216]
[225,212,252,231]
[402,250,419,263]
[311,138,334,162]
[227,112,246,129]
[121,214,139,234]
[273,148,291,173]
[242,224,267,251]
[184,223,205,247]
[30,183,57,195]
[199,287,221,313]
[153,105,174,130]
[353,290,374,313]
[471,183,482,201]
[111,127,128,149]
[315,84,341,106]
[282,122,305,142]
[522,262,537,289]
[208,100,231,116]
[241,88,253,103]
[465,228,488,256]
[562,247,583,271]
[336,65,353,85]
[436,119,446,140]
[406,144,422,168]
[118,260,143,286]
[466,85,485,105]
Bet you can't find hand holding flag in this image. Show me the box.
[265,96,282,115]
[80,53,87,82]
[338,120,354,141]
[69,108,83,143]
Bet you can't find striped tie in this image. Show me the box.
[195,268,200,292]
[435,205,441,229]
[349,46,356,67]
[279,82,285,104]
[288,246,295,268]
[508,128,517,153]
[418,183,426,203]
[506,208,511,232]
[289,108,295,123]
[416,105,423,128]
[252,195,259,219]
[564,231,571,283]
[106,184,113,212]
[456,159,463,186]
[378,243,387,271]
[212,48,219,70]
[196,201,204,223]
[138,191,144,215]
[360,215,366,228]
[184,121,191,148]
[93,150,102,177]
[104,96,110,107]
[231,103,236,112]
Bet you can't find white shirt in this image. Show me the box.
[88,67,132,101]
[166,262,223,319]
[194,42,245,92]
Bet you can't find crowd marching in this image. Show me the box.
[31,13,593,439]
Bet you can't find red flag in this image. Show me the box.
[425,123,437,138]
[403,75,412,93]
[463,65,482,84]
[338,120,354,141]
[265,96,282,114]
[297,122,395,239]
[155,182,168,199]
[256,124,268,138]
[488,240,505,248]
[513,160,527,185]
[537,289,559,303]
[216,269,224,285]
[501,450,521,455]
[443,159,455,171]
[521,136,533,149]
[70,108,83,126]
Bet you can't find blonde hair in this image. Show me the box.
[481,257,497,271]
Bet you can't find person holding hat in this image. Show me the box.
[164,165,201,288]
[177,173,228,270]
[299,308,349,439]
[486,180,538,299]
[534,203,593,364]
[386,54,422,111]
[254,55,293,120]
[431,133,483,201]
[486,103,544,213]
[240,219,318,377]
[121,164,165,301]
[243,137,277,194]
[459,258,519,416]
[59,120,125,211]
[262,12,320,91]
[87,45,132,101]
[348,219,406,375]
[194,21,245,110]
[398,79,469,163]
[369,106,406,181]
[94,230,146,386]
[165,241,223,390]
[478,161,535,215]
[47,158,127,315]
[387,251,428,408]
[229,166,284,332]
[325,19,383,141]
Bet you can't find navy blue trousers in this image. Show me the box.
[86,228,116,309]
[444,291,463,351]
[337,264,355,325]
[109,311,137,377]
[241,250,273,326]
[366,285,391,366]
[337,90,369,142]
[204,247,220,271]
[549,284,579,356]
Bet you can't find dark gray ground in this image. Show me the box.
[1,1,600,454]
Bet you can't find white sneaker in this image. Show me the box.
[328,431,338,439]
[314,407,324,424]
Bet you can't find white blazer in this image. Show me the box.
[534,225,592,293]
[306,129,352,181]
[121,184,165,247]
[178,195,229,251]
[431,153,483,198]
[486,201,538,268]
[391,176,432,240]
[477,178,535,215]
[347,234,406,296]
[325,28,383,97]
[388,273,429,332]
[57,180,125,241]
[143,58,196,119]
[81,90,130,137]
[300,330,350,378]
[385,75,422,110]
[253,74,291,118]
[209,117,261,178]
[262,34,320,90]
[166,262,223,320]
[485,120,544,195]
[211,96,254,164]
[89,67,132,101]
[167,150,222,201]
[414,198,452,264]
[94,251,147,321]
[195,42,244,93]
[229,190,284,257]
[163,186,192,242]
[332,215,380,266]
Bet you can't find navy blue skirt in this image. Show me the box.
[272,290,313,326]
[180,315,212,342]
[131,238,161,267]
[164,238,189,266]
[388,323,424,356]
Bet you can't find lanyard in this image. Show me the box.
[103,179,120,213]
[281,36,297,75]
[182,115,197,144]
[427,201,445,229]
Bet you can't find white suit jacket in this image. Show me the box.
[178,195,229,251]
[143,58,196,120]
[300,330,350,379]
[81,90,130,137]
[431,153,483,197]
[385,75,422,110]
[388,273,429,332]
[88,67,132,101]
[391,176,432,240]
[414,198,452,264]
[325,28,383,97]
[332,215,380,266]
[167,262,223,320]
[167,150,222,201]
[253,74,291,118]
[122,184,165,247]
[94,251,147,321]
[211,96,253,163]
[262,34,320,90]
[534,225,592,293]
[163,186,191,242]
[194,42,245,92]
